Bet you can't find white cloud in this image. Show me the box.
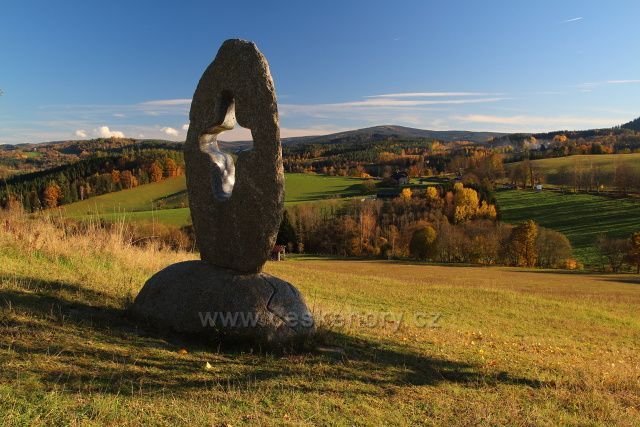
[578,79,640,90]
[281,97,506,116]
[74,129,88,138]
[95,126,125,138]
[561,17,583,23]
[161,126,179,137]
[135,99,191,117]
[605,79,640,85]
[139,99,191,106]
[367,92,496,98]
[182,123,189,131]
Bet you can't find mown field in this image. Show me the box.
[1,215,638,425]
[496,189,640,264]
[506,153,640,187]
[60,173,366,226]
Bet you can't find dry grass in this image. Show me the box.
[1,212,639,425]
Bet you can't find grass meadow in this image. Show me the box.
[505,153,640,187]
[1,212,639,425]
[496,189,640,264]
[59,173,366,226]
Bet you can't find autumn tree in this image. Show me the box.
[164,158,178,178]
[596,235,629,272]
[149,161,164,183]
[383,225,400,259]
[454,184,480,223]
[42,183,62,208]
[510,162,529,188]
[536,227,573,268]
[359,206,378,254]
[111,169,121,184]
[508,220,538,267]
[400,187,412,200]
[425,186,439,201]
[614,161,635,195]
[451,183,496,222]
[121,170,138,189]
[627,231,640,274]
[409,225,437,260]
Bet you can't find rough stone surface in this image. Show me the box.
[185,39,283,274]
[133,261,315,342]
[133,39,315,344]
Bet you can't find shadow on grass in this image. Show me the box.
[508,268,604,276]
[509,268,640,280]
[0,273,548,397]
[288,255,493,269]
[600,277,640,285]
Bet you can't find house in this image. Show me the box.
[390,171,409,186]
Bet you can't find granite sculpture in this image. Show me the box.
[132,39,315,344]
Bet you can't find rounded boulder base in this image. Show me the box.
[131,261,315,345]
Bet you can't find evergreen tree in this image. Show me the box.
[276,210,298,247]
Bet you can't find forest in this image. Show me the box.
[1,147,184,211]
[276,183,575,269]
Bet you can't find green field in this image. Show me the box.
[61,176,188,216]
[60,173,366,226]
[496,189,640,264]
[1,218,639,425]
[507,153,640,187]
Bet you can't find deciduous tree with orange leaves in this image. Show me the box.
[508,220,538,267]
[42,183,62,208]
[149,161,164,183]
[164,158,178,178]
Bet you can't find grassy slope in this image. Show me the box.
[61,176,188,216]
[59,173,366,226]
[507,153,640,186]
[496,189,640,264]
[1,216,639,425]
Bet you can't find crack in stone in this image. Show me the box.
[262,275,298,333]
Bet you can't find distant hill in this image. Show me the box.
[280,125,505,146]
[622,116,640,132]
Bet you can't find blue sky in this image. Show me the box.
[1,0,639,143]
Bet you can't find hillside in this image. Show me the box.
[1,215,639,425]
[622,116,640,132]
[282,125,505,145]
[59,173,367,225]
[58,176,188,216]
[506,153,640,188]
[496,189,640,264]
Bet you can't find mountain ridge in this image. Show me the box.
[279,125,506,145]
[4,117,640,151]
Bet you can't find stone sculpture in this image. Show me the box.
[132,39,315,344]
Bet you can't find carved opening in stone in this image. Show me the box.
[198,90,245,201]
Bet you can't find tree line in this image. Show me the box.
[596,232,640,273]
[1,148,184,211]
[276,183,575,269]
